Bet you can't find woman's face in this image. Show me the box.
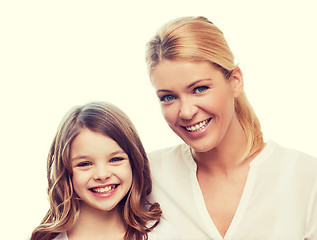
[150,60,243,153]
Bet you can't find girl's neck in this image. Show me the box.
[192,115,251,175]
[68,202,126,240]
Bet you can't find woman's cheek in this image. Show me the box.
[162,105,176,125]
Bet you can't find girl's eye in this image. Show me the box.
[160,95,176,103]
[109,157,124,163]
[194,86,209,94]
[77,162,91,167]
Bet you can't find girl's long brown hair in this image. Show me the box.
[31,102,162,240]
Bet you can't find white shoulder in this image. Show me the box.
[148,144,188,169]
[148,218,181,240]
[276,141,317,176]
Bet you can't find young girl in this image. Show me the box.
[30,101,179,240]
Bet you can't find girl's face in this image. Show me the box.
[70,127,132,213]
[150,60,243,153]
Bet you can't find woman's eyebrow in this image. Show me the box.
[156,78,213,94]
[187,78,212,89]
[156,89,173,94]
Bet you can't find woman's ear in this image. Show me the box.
[231,67,244,98]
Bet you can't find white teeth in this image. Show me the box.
[92,185,116,193]
[185,119,210,132]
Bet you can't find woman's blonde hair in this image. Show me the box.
[145,16,263,159]
[31,102,161,240]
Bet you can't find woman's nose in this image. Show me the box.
[179,98,198,120]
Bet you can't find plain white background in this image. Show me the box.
[1,0,316,238]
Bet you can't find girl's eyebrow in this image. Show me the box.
[71,150,127,161]
[71,155,92,162]
[109,150,127,156]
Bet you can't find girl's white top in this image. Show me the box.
[53,218,179,240]
[148,141,317,240]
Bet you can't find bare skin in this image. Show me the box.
[194,115,263,237]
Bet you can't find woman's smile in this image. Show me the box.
[182,118,212,133]
[151,60,242,152]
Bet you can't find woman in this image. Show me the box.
[145,16,317,240]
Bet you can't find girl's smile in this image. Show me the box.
[32,102,166,240]
[89,184,119,198]
[71,127,133,212]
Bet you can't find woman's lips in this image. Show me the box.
[183,118,212,132]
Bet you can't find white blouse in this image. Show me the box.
[148,141,317,240]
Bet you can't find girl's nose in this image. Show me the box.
[93,165,111,181]
[179,98,198,120]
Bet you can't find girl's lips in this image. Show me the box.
[89,184,118,194]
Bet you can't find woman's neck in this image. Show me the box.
[67,202,126,240]
[192,115,251,175]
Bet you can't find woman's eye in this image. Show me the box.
[194,86,209,94]
[77,162,91,167]
[160,95,176,102]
